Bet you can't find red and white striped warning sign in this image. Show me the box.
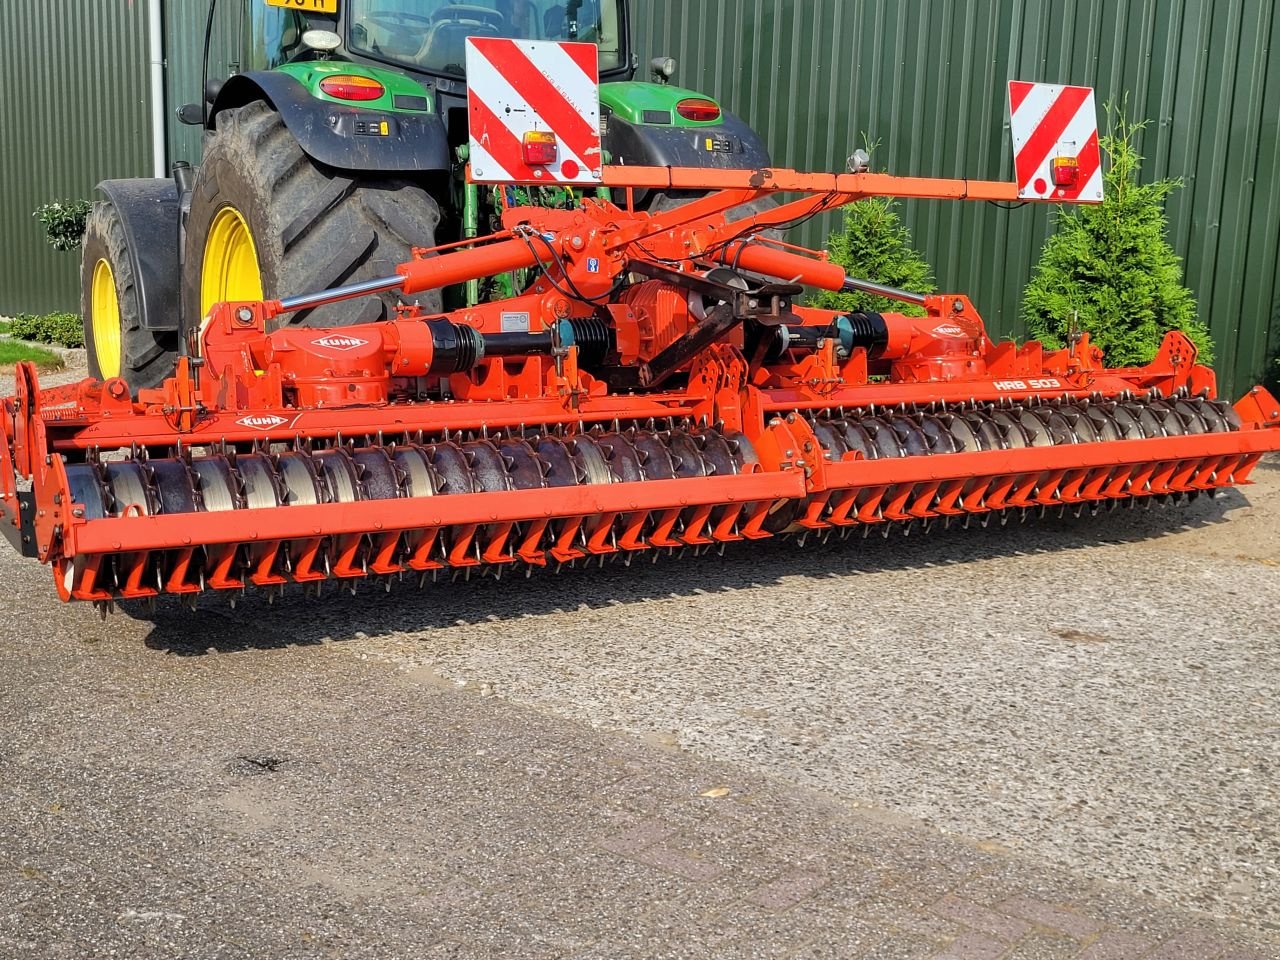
[466,38,602,185]
[1008,81,1103,203]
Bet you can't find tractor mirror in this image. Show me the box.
[176,103,204,127]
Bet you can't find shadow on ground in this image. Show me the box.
[133,481,1254,656]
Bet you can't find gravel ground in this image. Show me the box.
[342,461,1280,932]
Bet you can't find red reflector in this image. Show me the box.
[319,75,385,102]
[1051,155,1081,187]
[522,131,558,166]
[676,98,722,123]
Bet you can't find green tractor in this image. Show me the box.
[82,0,773,390]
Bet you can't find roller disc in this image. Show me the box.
[862,417,905,457]
[276,451,324,506]
[463,441,512,493]
[1205,399,1241,432]
[1146,399,1185,436]
[392,446,439,498]
[191,457,238,511]
[889,416,930,457]
[699,430,741,477]
[944,412,983,452]
[427,442,478,495]
[235,454,281,509]
[1084,405,1122,442]
[1060,407,1101,443]
[630,431,677,481]
[533,436,580,488]
[665,431,710,478]
[568,435,614,485]
[835,419,880,460]
[313,450,363,503]
[1122,402,1165,438]
[104,462,154,517]
[1109,404,1144,439]
[1016,408,1053,447]
[64,464,109,521]
[147,459,198,514]
[809,420,849,462]
[351,447,401,499]
[594,433,644,483]
[919,414,961,453]
[497,438,547,489]
[1172,399,1208,434]
[724,431,761,471]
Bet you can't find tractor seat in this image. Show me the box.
[416,21,500,75]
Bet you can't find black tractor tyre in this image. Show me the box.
[80,200,180,391]
[183,100,443,332]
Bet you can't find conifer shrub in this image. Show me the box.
[1022,110,1212,365]
[812,196,936,318]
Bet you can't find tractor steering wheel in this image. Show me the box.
[427,4,507,27]
[363,9,433,33]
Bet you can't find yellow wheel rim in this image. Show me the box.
[201,206,264,316]
[90,258,122,379]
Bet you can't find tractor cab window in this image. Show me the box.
[348,1,625,78]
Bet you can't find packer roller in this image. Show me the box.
[2,165,1278,610]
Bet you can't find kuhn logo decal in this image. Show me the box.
[312,335,370,351]
[933,323,966,338]
[236,415,288,431]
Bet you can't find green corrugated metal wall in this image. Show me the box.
[631,0,1280,396]
[0,0,152,316]
[3,1,1277,395]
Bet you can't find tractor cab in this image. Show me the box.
[248,0,631,83]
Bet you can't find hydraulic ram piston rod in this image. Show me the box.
[841,276,927,306]
[276,236,553,316]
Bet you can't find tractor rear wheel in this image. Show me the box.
[183,100,443,331]
[80,200,180,390]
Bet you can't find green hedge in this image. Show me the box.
[9,312,85,349]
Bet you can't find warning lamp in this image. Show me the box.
[1051,155,1081,187]
[676,98,722,123]
[319,75,385,102]
[522,130,559,166]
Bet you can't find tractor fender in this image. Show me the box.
[96,179,182,332]
[603,108,772,171]
[211,72,451,174]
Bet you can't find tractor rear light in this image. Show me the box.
[1051,155,1081,187]
[676,98,722,123]
[522,131,559,166]
[319,75,385,102]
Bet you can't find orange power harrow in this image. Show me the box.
[3,167,1279,609]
